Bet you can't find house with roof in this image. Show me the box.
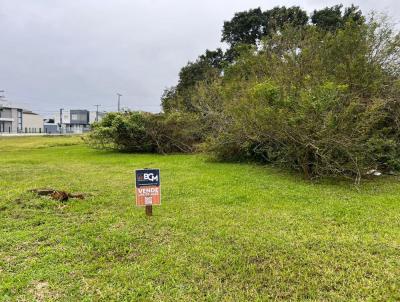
[0,103,23,133]
[22,110,44,134]
[0,103,44,134]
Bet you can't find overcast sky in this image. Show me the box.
[0,0,398,116]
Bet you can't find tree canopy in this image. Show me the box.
[221,6,309,47]
[165,4,366,113]
[311,4,364,31]
[90,5,400,180]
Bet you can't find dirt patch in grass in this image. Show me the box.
[29,281,60,302]
[29,188,87,201]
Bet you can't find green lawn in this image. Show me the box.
[0,136,399,301]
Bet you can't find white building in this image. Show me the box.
[52,109,106,134]
[0,104,22,133]
[0,102,43,134]
[60,110,71,125]
[22,111,44,134]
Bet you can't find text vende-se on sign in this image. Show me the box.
[135,169,161,206]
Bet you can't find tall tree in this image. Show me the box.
[222,6,309,47]
[263,6,309,35]
[311,5,363,31]
[162,49,224,112]
[177,48,224,92]
[221,8,265,46]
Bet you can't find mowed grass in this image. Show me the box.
[0,136,82,152]
[0,137,399,301]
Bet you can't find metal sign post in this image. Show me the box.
[135,169,161,216]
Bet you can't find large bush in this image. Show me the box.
[207,80,400,179]
[87,112,154,152]
[87,111,206,153]
[203,18,400,180]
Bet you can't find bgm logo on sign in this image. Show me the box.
[135,169,161,206]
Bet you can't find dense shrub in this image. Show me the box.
[145,112,207,153]
[207,81,400,179]
[203,19,400,179]
[87,111,206,153]
[87,112,154,152]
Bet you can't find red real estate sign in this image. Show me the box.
[135,169,161,206]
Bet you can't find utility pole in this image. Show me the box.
[60,108,64,134]
[117,93,122,112]
[94,104,101,122]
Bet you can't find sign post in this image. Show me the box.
[135,169,161,216]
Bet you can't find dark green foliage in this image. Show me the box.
[161,86,177,113]
[311,4,364,31]
[164,5,364,114]
[177,52,220,91]
[146,112,208,153]
[87,112,154,152]
[162,49,224,113]
[221,8,265,46]
[206,20,400,179]
[208,80,400,179]
[87,111,206,153]
[263,6,309,35]
[221,6,309,47]
[199,49,225,69]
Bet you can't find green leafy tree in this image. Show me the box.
[221,8,265,46]
[207,18,400,180]
[162,49,224,112]
[222,6,309,47]
[311,4,364,31]
[263,6,309,34]
[177,49,223,91]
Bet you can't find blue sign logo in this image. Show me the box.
[135,169,160,187]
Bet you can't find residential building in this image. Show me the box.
[0,107,109,135]
[0,102,110,135]
[0,104,23,133]
[0,102,45,134]
[56,109,89,134]
[54,109,106,134]
[22,110,44,133]
[68,109,90,133]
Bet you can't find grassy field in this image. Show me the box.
[0,136,399,301]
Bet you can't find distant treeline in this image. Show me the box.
[88,4,400,181]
